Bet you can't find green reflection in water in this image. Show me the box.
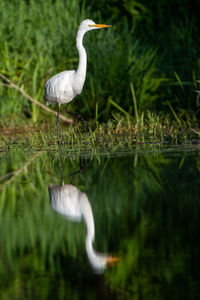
[0,146,200,299]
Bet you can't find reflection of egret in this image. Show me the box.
[49,183,119,273]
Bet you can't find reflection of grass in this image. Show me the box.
[0,152,41,191]
[104,153,200,299]
[0,147,200,298]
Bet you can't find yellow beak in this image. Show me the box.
[89,24,112,28]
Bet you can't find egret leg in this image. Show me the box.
[58,144,64,185]
[69,158,88,184]
[57,104,60,145]
[66,104,86,129]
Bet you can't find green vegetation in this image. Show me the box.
[0,0,199,140]
[1,2,200,297]
[0,111,199,153]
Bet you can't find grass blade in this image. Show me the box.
[130,82,139,123]
[108,97,130,117]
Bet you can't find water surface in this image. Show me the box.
[0,145,200,299]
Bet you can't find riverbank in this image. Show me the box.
[1,113,199,153]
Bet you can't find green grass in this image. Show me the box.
[0,0,199,126]
[0,112,199,154]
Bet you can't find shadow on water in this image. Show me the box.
[0,144,200,299]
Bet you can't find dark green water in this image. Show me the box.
[0,145,200,299]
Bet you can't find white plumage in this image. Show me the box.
[45,71,77,106]
[49,184,87,222]
[44,19,111,141]
[44,19,111,139]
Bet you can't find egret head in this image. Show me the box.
[86,245,120,274]
[78,19,112,33]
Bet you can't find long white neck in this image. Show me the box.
[83,202,107,273]
[81,196,95,244]
[85,234,107,273]
[76,30,87,79]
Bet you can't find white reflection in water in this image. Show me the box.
[49,183,119,274]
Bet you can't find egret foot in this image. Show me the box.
[69,158,88,184]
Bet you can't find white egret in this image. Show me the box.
[49,183,119,273]
[44,19,111,141]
